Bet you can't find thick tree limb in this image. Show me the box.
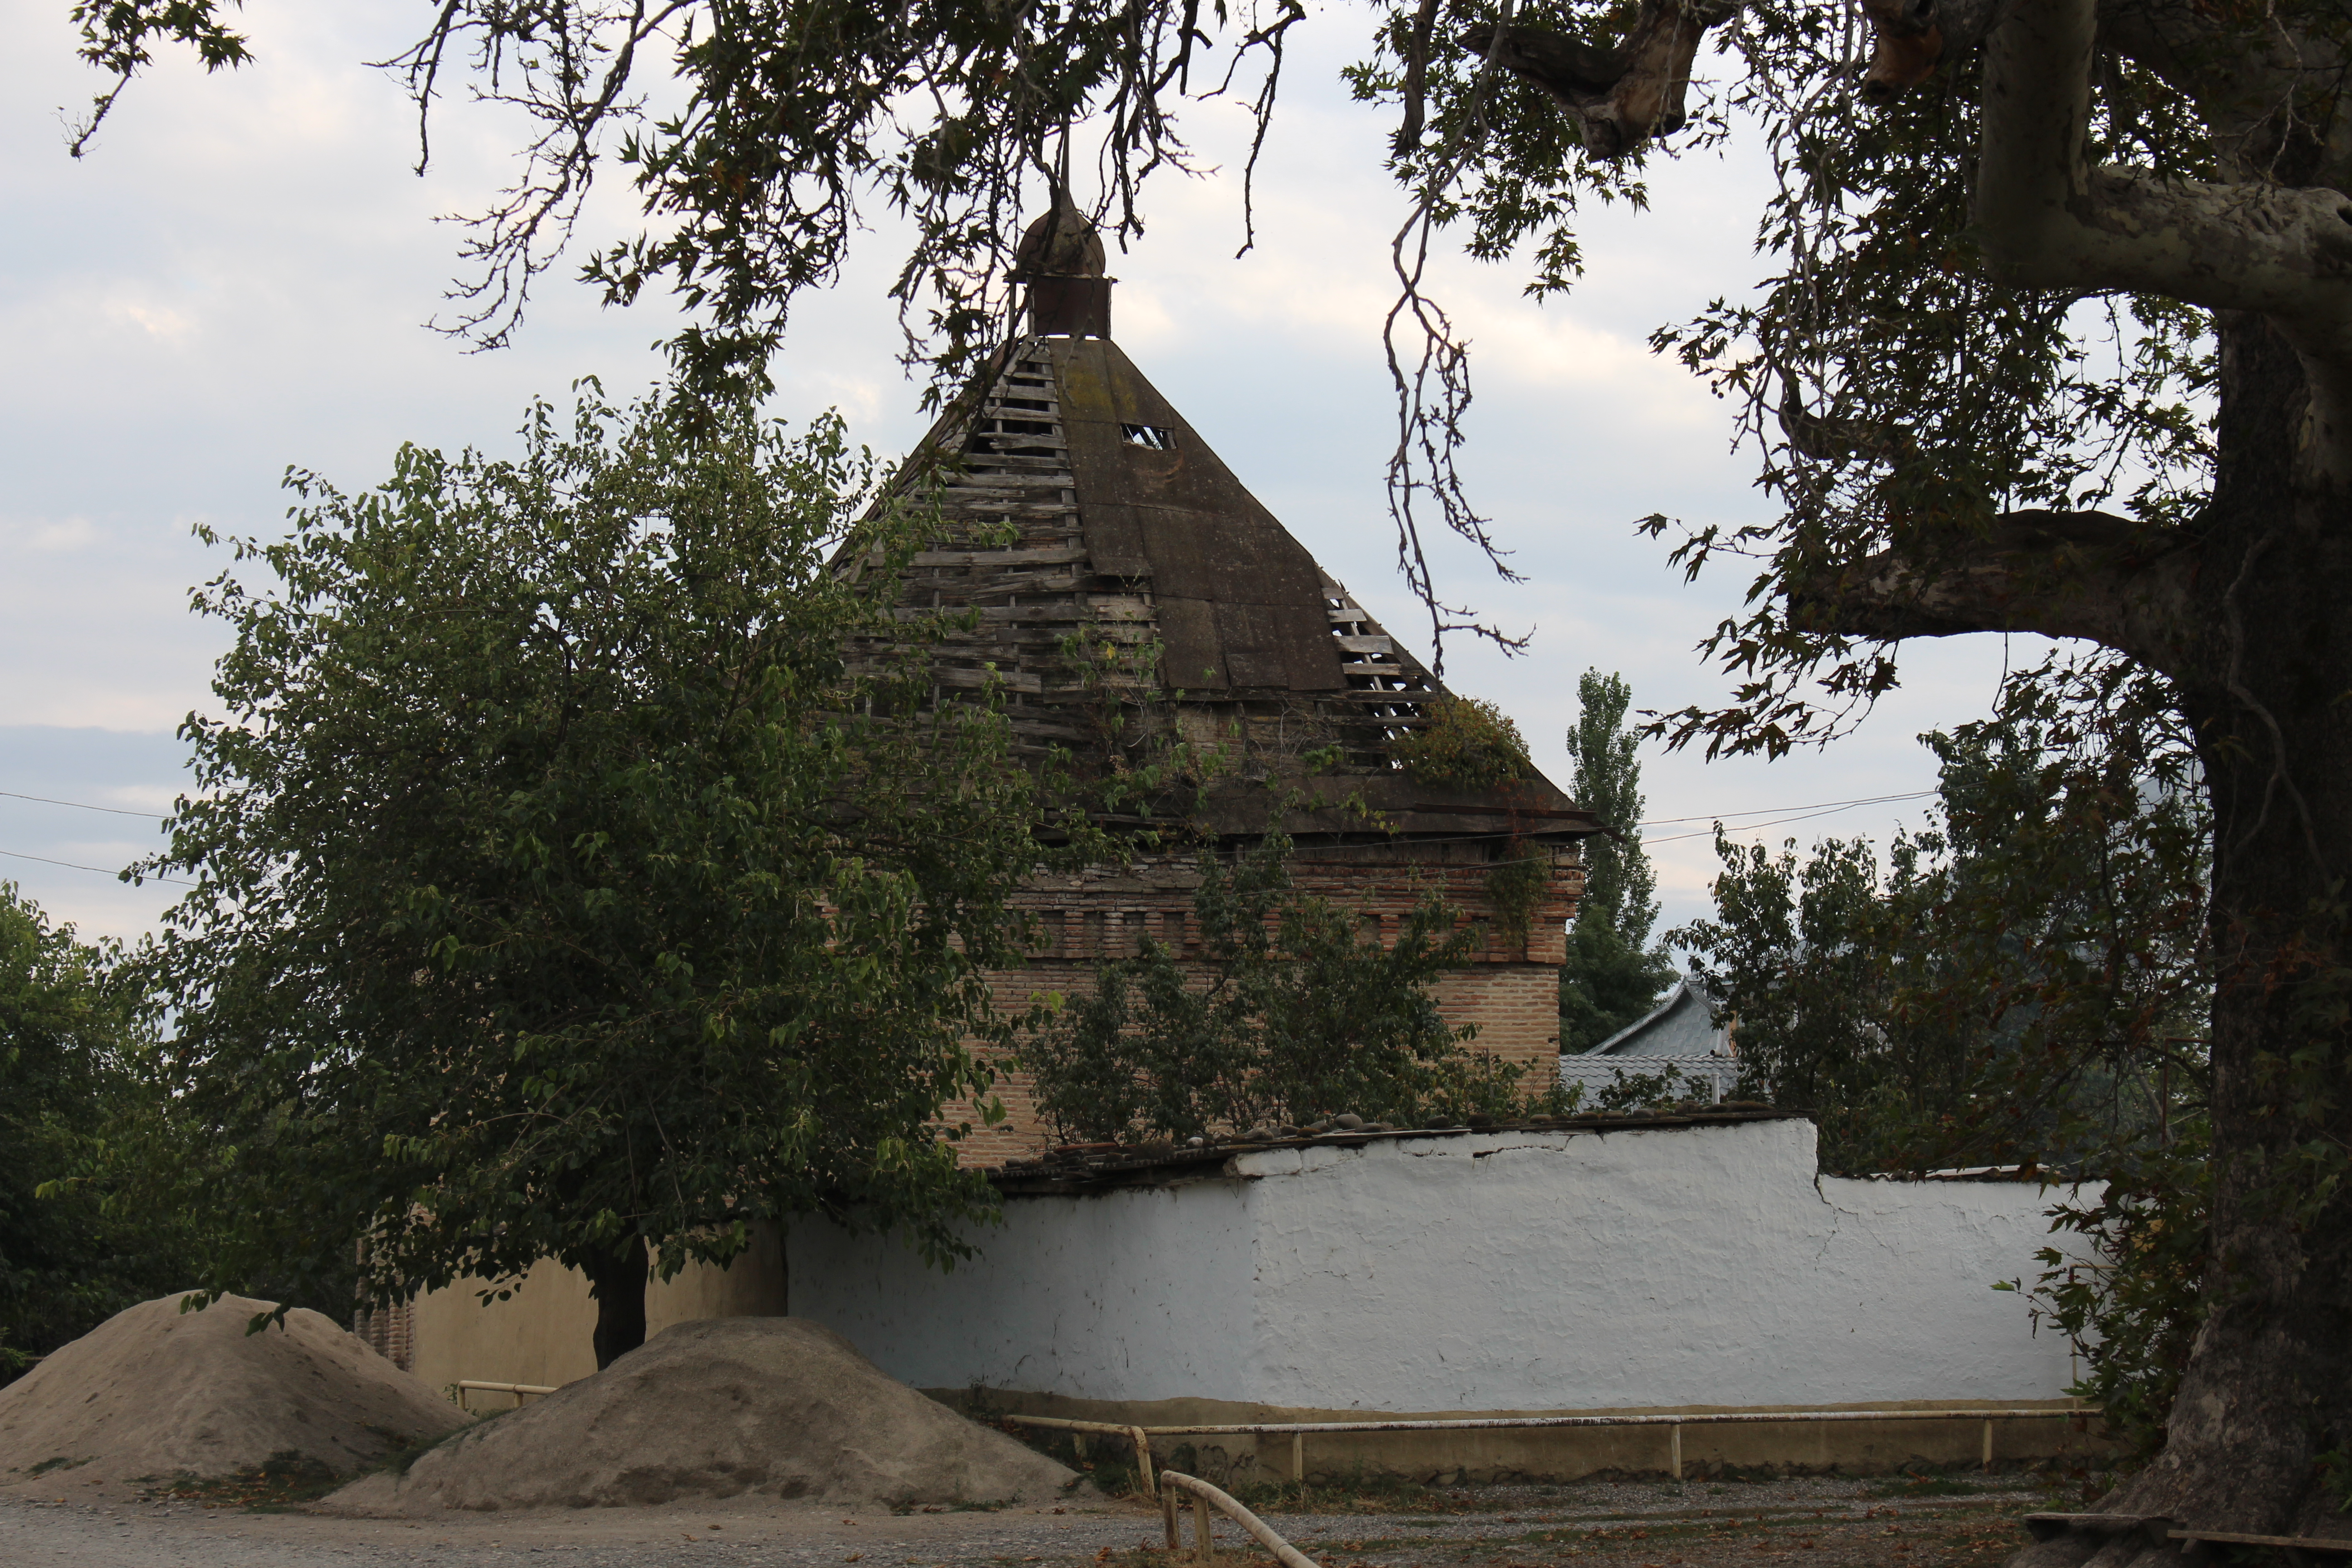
[1857,0,1944,101]
[1460,0,1739,159]
[1977,0,2352,484]
[1790,510,2197,671]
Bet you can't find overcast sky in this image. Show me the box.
[1,0,2044,947]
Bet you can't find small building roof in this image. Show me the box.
[1582,976,1729,1058]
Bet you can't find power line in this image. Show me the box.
[1641,793,1942,848]
[2,781,1941,861]
[1637,789,1935,828]
[0,846,191,886]
[0,789,168,819]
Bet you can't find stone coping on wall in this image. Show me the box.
[990,1106,1808,1193]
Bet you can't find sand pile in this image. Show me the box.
[333,1318,1074,1512]
[0,1293,468,1488]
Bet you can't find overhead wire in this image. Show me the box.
[0,784,1941,879]
[0,846,191,886]
[0,788,168,818]
[1637,789,1936,828]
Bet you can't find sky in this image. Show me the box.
[0,0,2048,948]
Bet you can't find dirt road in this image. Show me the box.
[0,1473,2056,1568]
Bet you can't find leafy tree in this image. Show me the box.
[1557,670,1676,1053]
[1679,680,2209,1173]
[1024,831,1529,1142]
[81,0,2352,1540]
[145,386,1048,1368]
[0,884,196,1383]
[1676,679,2213,1456]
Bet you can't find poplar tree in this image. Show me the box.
[1557,671,1676,1053]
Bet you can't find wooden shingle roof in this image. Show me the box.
[843,267,1598,848]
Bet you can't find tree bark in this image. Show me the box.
[580,1233,649,1371]
[1992,310,2352,1564]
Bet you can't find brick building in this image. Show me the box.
[846,206,1603,1165]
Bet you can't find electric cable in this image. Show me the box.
[0,846,191,885]
[1636,789,1936,828]
[0,789,167,818]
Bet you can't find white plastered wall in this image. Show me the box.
[787,1118,2089,1411]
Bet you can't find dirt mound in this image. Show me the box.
[0,1293,468,1488]
[337,1317,1074,1512]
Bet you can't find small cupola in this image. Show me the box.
[1010,196,1112,339]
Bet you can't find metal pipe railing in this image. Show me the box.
[455,1379,558,1411]
[998,1414,1158,1497]
[1158,1470,1314,1568]
[1016,1405,2087,1489]
[1143,1406,2086,1481]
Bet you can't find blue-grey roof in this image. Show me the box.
[1584,977,1729,1058]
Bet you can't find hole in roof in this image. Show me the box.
[1122,424,1176,450]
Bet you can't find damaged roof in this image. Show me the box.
[840,216,1600,847]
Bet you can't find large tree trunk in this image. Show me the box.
[580,1233,649,1371]
[2014,321,2352,1562]
[1472,0,2352,1549]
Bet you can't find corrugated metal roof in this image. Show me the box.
[1583,977,1730,1058]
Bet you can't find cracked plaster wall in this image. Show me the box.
[785,1118,2091,1410]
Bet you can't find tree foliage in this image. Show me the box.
[143,386,1049,1363]
[1675,676,2212,1454]
[1677,675,2209,1176]
[1557,670,1675,1053]
[1023,831,1530,1143]
[0,885,198,1382]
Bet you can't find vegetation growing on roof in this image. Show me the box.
[1392,697,1529,793]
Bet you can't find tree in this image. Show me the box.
[1557,670,1676,1053]
[1676,678,2214,1458]
[147,386,1049,1369]
[0,884,198,1382]
[1676,680,2209,1175]
[81,0,2352,1542]
[1024,830,1528,1143]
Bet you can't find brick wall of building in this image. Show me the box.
[949,841,1582,1166]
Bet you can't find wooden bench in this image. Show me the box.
[2022,1515,2352,1563]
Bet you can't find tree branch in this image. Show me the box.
[1789,510,2197,672]
[1976,0,2352,482]
[1459,0,1740,159]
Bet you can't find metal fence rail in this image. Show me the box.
[1158,1470,1313,1568]
[455,1379,558,1411]
[997,1414,1159,1496]
[1006,1406,2091,1494]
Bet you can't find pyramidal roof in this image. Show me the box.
[846,220,1597,846]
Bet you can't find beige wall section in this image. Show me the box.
[408,1225,787,1398]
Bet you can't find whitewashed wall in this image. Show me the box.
[788,1118,2090,1411]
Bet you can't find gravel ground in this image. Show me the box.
[0,1475,2067,1568]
